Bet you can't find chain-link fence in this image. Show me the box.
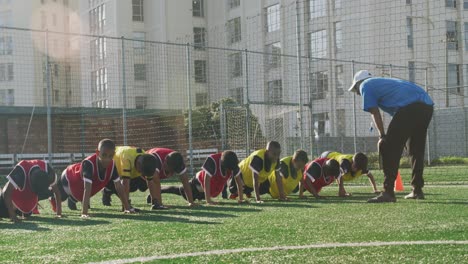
[1,0,467,184]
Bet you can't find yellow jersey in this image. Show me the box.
[113,146,146,179]
[268,156,302,199]
[325,152,366,182]
[240,149,280,188]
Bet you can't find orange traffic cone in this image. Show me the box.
[394,171,404,192]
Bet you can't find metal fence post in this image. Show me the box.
[186,43,194,176]
[351,61,357,153]
[244,49,251,155]
[425,68,431,165]
[389,64,393,78]
[45,30,52,163]
[121,37,128,145]
[295,0,305,149]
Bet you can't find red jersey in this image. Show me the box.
[147,148,187,180]
[10,160,48,214]
[64,154,116,202]
[196,153,240,198]
[303,158,336,193]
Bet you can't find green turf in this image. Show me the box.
[0,185,467,263]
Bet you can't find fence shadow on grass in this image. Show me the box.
[30,215,111,226]
[91,212,222,225]
[0,220,50,231]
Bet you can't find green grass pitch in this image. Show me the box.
[0,169,467,263]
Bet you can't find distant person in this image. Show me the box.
[299,158,340,198]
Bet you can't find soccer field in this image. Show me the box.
[0,184,467,263]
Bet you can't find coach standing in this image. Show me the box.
[348,70,434,203]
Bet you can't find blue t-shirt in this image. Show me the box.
[360,77,434,116]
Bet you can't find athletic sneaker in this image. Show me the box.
[245,193,252,199]
[367,191,396,203]
[146,194,152,205]
[404,190,425,200]
[229,193,238,200]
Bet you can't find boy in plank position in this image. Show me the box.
[266,150,309,199]
[59,139,134,218]
[229,141,284,203]
[321,151,379,196]
[299,157,340,198]
[161,151,244,205]
[102,146,159,210]
[0,160,62,222]
[146,148,196,208]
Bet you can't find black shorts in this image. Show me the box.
[0,191,9,218]
[180,178,205,201]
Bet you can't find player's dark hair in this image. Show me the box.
[166,152,185,173]
[221,151,239,170]
[353,152,368,171]
[140,154,157,177]
[29,167,51,196]
[324,159,340,177]
[98,139,116,151]
[266,141,281,151]
[293,150,309,163]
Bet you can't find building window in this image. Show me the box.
[408,61,415,83]
[134,64,146,81]
[336,110,345,136]
[135,96,147,109]
[229,87,243,104]
[41,11,47,29]
[193,27,206,50]
[465,23,468,51]
[309,0,326,20]
[267,80,282,103]
[464,0,468,9]
[407,17,414,48]
[406,0,412,4]
[335,22,342,53]
[446,21,459,50]
[228,0,240,9]
[132,0,144,22]
[335,65,344,96]
[196,92,208,106]
[266,4,280,32]
[227,17,241,44]
[0,89,14,106]
[266,118,283,140]
[0,36,13,55]
[309,30,327,58]
[446,0,457,8]
[228,52,242,78]
[193,0,204,17]
[0,11,12,27]
[54,63,59,77]
[448,64,461,93]
[0,63,13,81]
[89,4,105,34]
[54,90,59,103]
[133,32,146,52]
[194,60,207,83]
[334,0,341,9]
[265,42,281,69]
[310,71,328,100]
[313,113,330,136]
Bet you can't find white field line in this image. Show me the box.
[89,240,468,264]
